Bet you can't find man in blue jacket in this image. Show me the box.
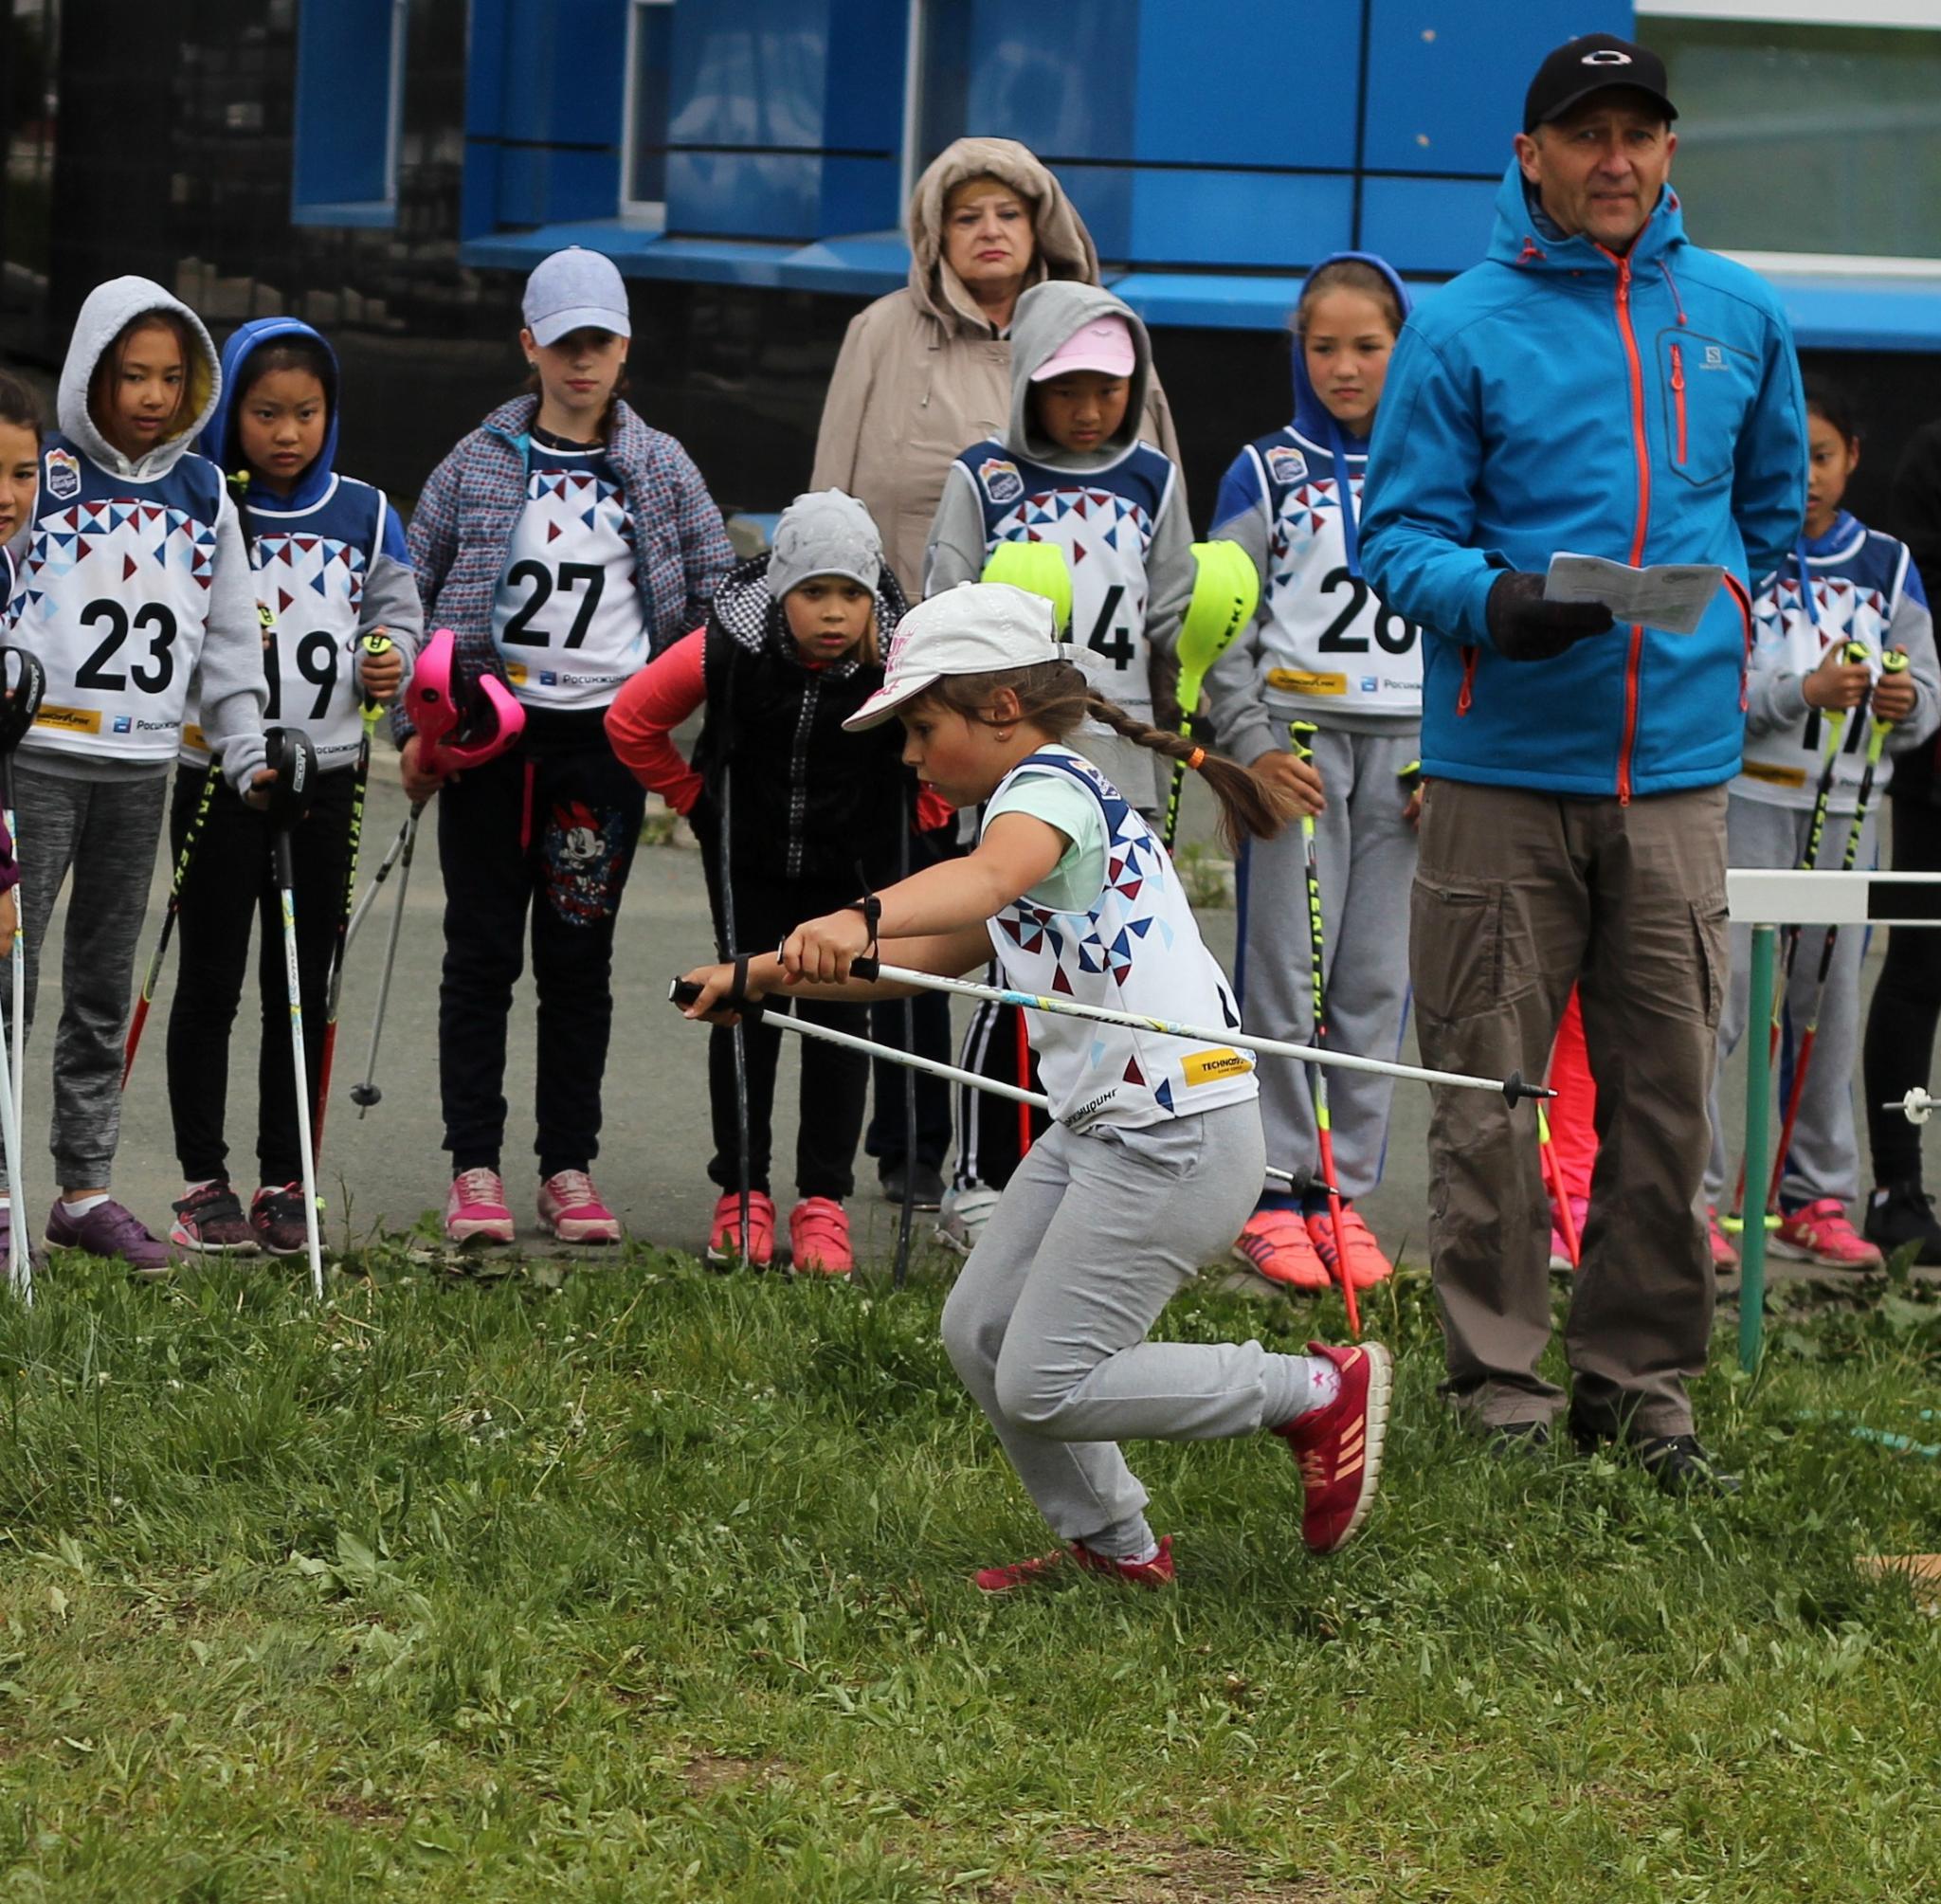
[1360,33,1806,1490]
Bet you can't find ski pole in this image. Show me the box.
[1162,540,1260,851]
[668,980,1310,1188]
[1727,662,1859,1228]
[263,727,324,1297]
[1537,1104,1581,1271]
[830,960,1551,1103]
[0,968,24,1305]
[350,801,421,1114]
[344,809,415,955]
[122,758,222,1091]
[0,646,45,1300]
[717,724,753,1268]
[1766,648,1905,1215]
[313,636,391,1165]
[1290,722,1359,1335]
[892,808,917,1290]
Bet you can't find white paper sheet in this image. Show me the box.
[1543,553,1727,637]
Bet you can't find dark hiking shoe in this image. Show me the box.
[880,1160,947,1210]
[250,1184,312,1258]
[1636,1434,1741,1496]
[1864,1180,1941,1266]
[170,1181,260,1255]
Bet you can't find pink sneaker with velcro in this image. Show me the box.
[1771,1197,1883,1270]
[1232,1207,1331,1291]
[1305,1206,1394,1289]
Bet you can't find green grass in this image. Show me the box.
[0,1242,1939,1901]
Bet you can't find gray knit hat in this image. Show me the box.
[767,489,883,599]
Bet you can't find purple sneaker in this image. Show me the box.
[45,1197,174,1277]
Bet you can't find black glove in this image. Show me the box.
[1485,571,1615,662]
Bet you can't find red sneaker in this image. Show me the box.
[1232,1207,1331,1291]
[1273,1340,1392,1554]
[975,1536,1175,1594]
[707,1189,775,1268]
[1305,1206,1394,1288]
[788,1197,854,1277]
[1772,1197,1884,1270]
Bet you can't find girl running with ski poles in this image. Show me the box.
[676,582,1392,1589]
[152,319,421,1257]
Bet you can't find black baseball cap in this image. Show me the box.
[1524,33,1677,136]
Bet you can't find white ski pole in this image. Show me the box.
[0,969,27,1303]
[264,728,326,1298]
[843,958,1551,1104]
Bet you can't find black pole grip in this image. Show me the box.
[851,955,881,982]
[667,975,766,1023]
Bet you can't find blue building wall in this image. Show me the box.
[449,0,1631,322]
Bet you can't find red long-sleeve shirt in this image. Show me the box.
[605,628,954,829]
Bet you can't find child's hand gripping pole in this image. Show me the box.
[1163,541,1260,850]
[1764,645,1907,1217]
[1291,720,1359,1337]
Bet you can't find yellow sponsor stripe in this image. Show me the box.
[34,704,101,734]
[1183,1047,1253,1087]
[1741,758,1807,790]
[1267,668,1348,697]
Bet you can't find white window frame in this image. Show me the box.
[620,0,676,227]
[1641,3,1941,264]
[1639,1,1941,27]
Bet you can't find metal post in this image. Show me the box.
[1738,922,1776,1373]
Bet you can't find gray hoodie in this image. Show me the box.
[27,276,266,789]
[923,280,1193,807]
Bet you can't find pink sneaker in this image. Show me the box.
[445,1168,515,1245]
[1707,1205,1740,1272]
[1232,1207,1331,1291]
[1548,1195,1587,1271]
[708,1189,775,1268]
[788,1197,853,1277]
[1305,1206,1394,1289]
[1772,1197,1883,1270]
[537,1170,621,1244]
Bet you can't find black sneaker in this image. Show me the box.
[170,1180,260,1256]
[250,1183,311,1258]
[1863,1180,1941,1266]
[879,1161,947,1210]
[1483,1418,1552,1459]
[1636,1433,1740,1496]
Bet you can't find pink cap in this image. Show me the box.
[1029,315,1135,383]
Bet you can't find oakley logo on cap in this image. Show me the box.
[1582,49,1633,64]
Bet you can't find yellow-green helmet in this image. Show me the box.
[1179,540,1261,692]
[980,541,1075,636]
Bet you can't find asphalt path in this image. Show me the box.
[30,756,1924,1285]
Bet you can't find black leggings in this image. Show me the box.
[167,764,356,1188]
[1864,793,1941,1185]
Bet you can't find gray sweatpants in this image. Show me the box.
[1239,723,1418,1199]
[1705,793,1876,1208]
[939,1099,1316,1555]
[0,764,167,1191]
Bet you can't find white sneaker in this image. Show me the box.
[935,1184,1002,1256]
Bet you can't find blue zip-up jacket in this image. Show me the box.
[1360,163,1807,800]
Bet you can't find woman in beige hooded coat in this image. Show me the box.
[811,137,1181,599]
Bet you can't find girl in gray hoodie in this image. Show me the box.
[1,277,268,1273]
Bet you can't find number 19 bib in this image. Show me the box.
[492,444,644,710]
[8,434,224,765]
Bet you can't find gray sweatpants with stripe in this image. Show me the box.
[1239,723,1418,1199]
[1704,792,1876,1208]
[0,764,167,1192]
[939,1098,1318,1555]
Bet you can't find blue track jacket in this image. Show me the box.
[1360,163,1807,800]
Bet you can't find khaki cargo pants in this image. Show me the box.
[1409,778,1729,1439]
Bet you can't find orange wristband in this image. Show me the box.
[1186,746,1206,771]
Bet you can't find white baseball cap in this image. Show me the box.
[843,582,1061,730]
[522,246,631,346]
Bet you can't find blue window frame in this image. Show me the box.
[292,0,409,227]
